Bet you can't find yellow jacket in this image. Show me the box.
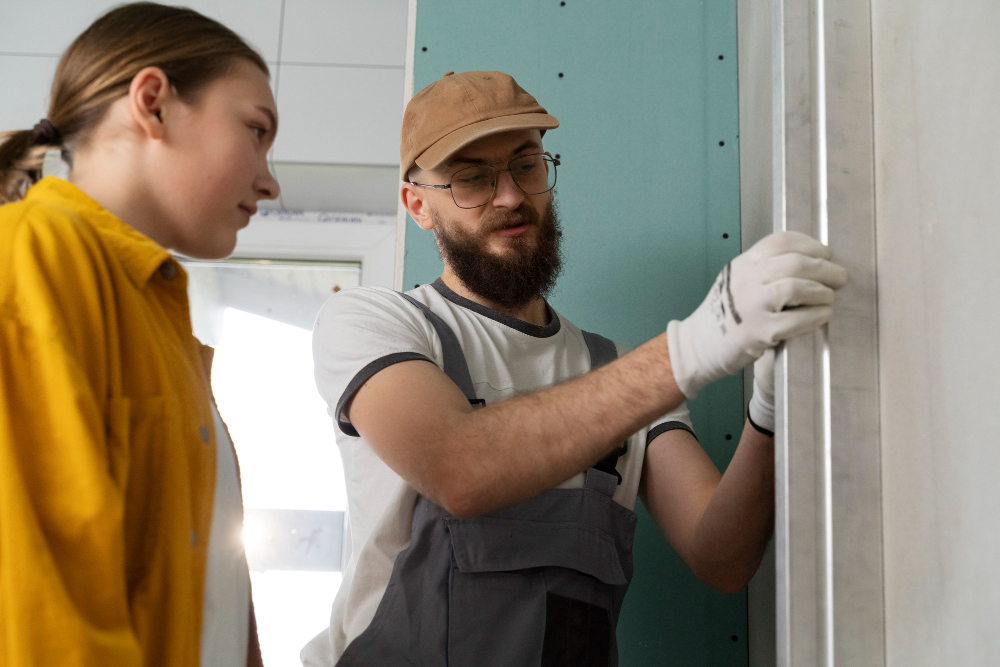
[0,177,260,666]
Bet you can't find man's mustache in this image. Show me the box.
[480,205,540,233]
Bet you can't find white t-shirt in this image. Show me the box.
[201,404,250,667]
[301,280,696,666]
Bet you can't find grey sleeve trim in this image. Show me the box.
[336,352,435,437]
[646,420,698,446]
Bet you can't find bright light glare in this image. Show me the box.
[242,516,263,553]
[251,570,342,667]
[213,307,346,512]
[205,304,348,666]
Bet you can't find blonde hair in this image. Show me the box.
[0,2,268,203]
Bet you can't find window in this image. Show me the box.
[184,259,360,666]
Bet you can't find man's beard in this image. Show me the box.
[432,199,563,310]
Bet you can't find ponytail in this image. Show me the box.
[0,130,52,203]
[0,2,268,204]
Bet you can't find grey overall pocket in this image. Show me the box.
[445,511,629,667]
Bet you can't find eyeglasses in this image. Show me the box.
[407,152,560,209]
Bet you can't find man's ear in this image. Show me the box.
[128,67,172,140]
[401,183,435,231]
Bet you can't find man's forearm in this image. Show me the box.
[436,334,685,517]
[689,419,774,592]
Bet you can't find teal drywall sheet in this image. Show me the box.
[406,1,746,664]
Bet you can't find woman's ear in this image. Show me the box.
[401,183,435,231]
[128,66,172,140]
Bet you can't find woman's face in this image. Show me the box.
[153,58,279,259]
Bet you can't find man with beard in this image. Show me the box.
[303,71,848,667]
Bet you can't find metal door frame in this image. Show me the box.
[771,0,884,665]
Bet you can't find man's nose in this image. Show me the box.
[490,170,524,209]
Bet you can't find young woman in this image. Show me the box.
[0,4,279,666]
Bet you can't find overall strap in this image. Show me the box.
[400,293,481,405]
[581,330,618,370]
[581,330,627,490]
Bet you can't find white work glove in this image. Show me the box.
[666,231,848,399]
[748,348,775,435]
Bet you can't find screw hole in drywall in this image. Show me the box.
[560,1,566,5]
[730,635,739,643]
[725,433,732,440]
[723,233,729,239]
[414,284,420,289]
[558,72,564,78]
[421,47,427,52]
[718,54,724,60]
[555,154,561,159]
[719,140,725,146]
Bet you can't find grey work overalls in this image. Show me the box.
[337,294,638,667]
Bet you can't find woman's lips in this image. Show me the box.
[238,204,257,223]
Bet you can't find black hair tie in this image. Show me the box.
[32,119,62,146]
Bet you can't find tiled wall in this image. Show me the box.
[0,0,407,167]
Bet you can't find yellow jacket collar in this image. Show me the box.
[25,177,176,289]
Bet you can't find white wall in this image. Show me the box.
[872,1,1000,664]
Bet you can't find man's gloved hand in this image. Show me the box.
[666,231,848,399]
[748,348,775,435]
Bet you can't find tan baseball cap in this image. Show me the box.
[400,70,559,179]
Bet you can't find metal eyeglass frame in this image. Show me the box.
[405,152,560,209]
